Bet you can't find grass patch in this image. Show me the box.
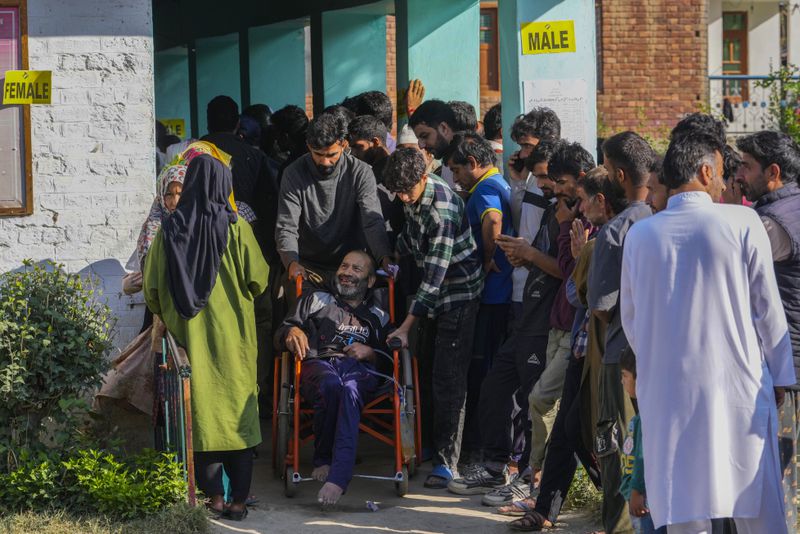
[563,466,602,517]
[0,503,209,534]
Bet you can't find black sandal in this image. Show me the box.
[225,506,248,521]
[508,510,552,531]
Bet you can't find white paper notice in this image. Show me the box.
[522,79,593,152]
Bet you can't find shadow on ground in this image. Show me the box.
[210,425,600,534]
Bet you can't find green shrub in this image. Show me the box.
[756,65,800,144]
[0,449,188,520]
[564,465,602,515]
[0,260,114,471]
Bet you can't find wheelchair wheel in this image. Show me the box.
[285,467,298,497]
[394,466,409,497]
[274,354,291,479]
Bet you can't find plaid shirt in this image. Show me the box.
[396,175,483,318]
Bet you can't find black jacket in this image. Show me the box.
[275,289,392,360]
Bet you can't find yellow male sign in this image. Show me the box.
[3,70,52,104]
[520,20,576,55]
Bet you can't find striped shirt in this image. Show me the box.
[396,175,483,318]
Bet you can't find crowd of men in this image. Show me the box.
[154,84,800,533]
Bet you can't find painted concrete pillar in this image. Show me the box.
[155,46,191,138]
[499,0,597,160]
[249,20,307,111]
[320,5,387,107]
[788,5,800,68]
[396,0,480,121]
[195,33,241,136]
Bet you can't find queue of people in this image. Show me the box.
[131,83,799,533]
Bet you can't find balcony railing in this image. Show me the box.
[709,74,800,136]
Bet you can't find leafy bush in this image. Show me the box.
[0,449,188,520]
[564,465,602,516]
[757,65,800,144]
[0,260,114,471]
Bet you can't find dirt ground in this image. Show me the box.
[210,434,600,534]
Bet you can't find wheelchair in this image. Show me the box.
[271,274,422,497]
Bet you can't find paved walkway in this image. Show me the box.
[210,436,599,534]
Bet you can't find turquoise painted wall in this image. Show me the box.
[249,20,307,111]
[499,0,597,160]
[195,33,241,136]
[397,0,480,111]
[322,7,387,107]
[154,47,191,138]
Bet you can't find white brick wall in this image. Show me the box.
[0,0,156,351]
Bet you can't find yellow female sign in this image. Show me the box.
[520,20,576,55]
[3,70,52,104]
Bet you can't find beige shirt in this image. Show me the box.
[761,216,792,262]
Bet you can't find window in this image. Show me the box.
[0,0,30,216]
[480,4,499,93]
[722,11,748,102]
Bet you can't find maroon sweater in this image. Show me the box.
[549,221,578,331]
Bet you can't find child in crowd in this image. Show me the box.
[620,347,666,534]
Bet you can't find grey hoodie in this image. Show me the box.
[276,152,391,272]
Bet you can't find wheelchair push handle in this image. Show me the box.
[387,336,403,351]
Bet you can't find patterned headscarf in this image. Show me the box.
[135,163,187,267]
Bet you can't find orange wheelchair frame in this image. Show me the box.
[271,275,422,497]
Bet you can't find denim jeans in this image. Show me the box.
[630,510,666,534]
[424,299,480,472]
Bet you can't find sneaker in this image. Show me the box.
[481,473,531,506]
[457,462,483,478]
[447,465,508,495]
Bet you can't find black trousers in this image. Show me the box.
[462,303,510,459]
[479,304,548,470]
[534,357,601,522]
[194,449,254,503]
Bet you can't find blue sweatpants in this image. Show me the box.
[300,357,378,491]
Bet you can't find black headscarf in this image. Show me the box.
[162,154,237,319]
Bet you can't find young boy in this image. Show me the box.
[620,347,666,534]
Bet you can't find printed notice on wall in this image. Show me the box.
[520,20,575,55]
[3,70,52,104]
[159,118,186,139]
[522,79,592,151]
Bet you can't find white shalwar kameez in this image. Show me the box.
[620,192,796,533]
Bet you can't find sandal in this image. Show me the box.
[424,465,453,489]
[508,510,552,531]
[496,497,537,516]
[225,506,248,521]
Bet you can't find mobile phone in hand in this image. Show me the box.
[511,157,527,173]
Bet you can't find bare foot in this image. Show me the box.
[204,494,225,516]
[532,468,542,489]
[312,465,330,482]
[317,481,344,506]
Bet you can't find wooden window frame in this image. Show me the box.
[0,0,31,216]
[479,3,500,96]
[722,11,749,102]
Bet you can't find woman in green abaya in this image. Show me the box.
[144,152,268,521]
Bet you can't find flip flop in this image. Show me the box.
[424,464,453,489]
[496,498,537,517]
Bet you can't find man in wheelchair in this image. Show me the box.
[276,250,392,505]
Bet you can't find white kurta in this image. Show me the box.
[620,192,795,529]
